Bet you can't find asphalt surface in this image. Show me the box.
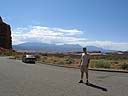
[0,57,128,96]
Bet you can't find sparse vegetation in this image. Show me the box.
[35,53,128,70]
[120,63,128,70]
[94,60,111,68]
[64,56,74,64]
[0,50,15,56]
[1,50,128,70]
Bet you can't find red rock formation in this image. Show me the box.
[0,16,12,49]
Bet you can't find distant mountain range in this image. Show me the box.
[12,42,114,53]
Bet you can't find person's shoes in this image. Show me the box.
[79,80,83,83]
[86,80,89,85]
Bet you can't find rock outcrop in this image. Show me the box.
[0,16,12,49]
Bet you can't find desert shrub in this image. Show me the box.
[91,54,128,60]
[53,59,57,63]
[104,54,128,60]
[64,57,74,64]
[14,54,22,59]
[42,56,47,60]
[120,63,128,70]
[0,51,14,56]
[56,61,65,65]
[41,53,48,56]
[95,60,111,68]
[35,55,41,60]
[55,53,65,58]
[89,61,95,68]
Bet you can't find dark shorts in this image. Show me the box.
[80,65,88,72]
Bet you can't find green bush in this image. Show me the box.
[95,60,111,68]
[56,61,65,65]
[120,63,128,70]
[89,61,95,68]
[0,51,14,56]
[64,57,74,64]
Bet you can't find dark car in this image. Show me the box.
[22,54,36,64]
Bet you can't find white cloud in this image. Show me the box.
[83,41,128,51]
[12,25,128,51]
[12,25,87,45]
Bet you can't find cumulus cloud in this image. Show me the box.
[12,25,128,51]
[12,26,87,45]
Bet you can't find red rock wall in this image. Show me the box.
[0,19,12,49]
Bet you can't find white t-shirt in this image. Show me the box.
[81,53,90,66]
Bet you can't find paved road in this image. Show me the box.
[0,57,128,96]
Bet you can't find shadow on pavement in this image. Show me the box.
[84,82,108,92]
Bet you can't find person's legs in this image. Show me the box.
[79,71,84,83]
[79,67,84,83]
[85,69,89,83]
[81,71,84,80]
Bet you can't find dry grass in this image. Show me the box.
[37,54,128,70]
[39,56,75,65]
[1,51,128,70]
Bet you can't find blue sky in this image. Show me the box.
[0,0,128,50]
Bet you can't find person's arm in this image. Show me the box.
[87,56,90,68]
[79,59,82,66]
[79,55,82,67]
[88,58,90,64]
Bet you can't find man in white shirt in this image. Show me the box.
[79,48,90,84]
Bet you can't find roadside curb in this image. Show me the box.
[40,63,128,73]
[89,68,128,73]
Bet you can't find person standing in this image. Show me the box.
[79,47,90,84]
